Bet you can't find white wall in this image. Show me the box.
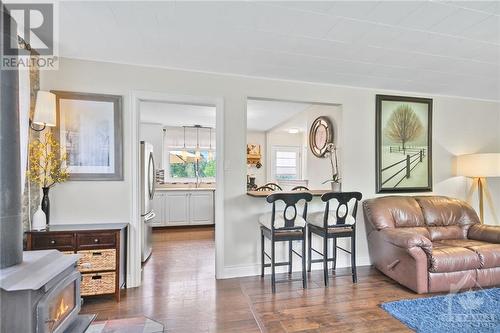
[305,104,343,189]
[41,58,500,278]
[246,131,266,187]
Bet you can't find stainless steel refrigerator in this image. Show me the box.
[140,141,155,262]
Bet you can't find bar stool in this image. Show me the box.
[307,192,362,286]
[259,192,313,293]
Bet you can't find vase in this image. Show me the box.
[41,187,50,224]
[32,204,47,230]
[331,182,342,192]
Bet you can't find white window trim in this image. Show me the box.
[270,145,302,181]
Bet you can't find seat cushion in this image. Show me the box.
[428,243,481,273]
[307,211,355,228]
[470,244,500,269]
[258,212,306,230]
[436,239,500,269]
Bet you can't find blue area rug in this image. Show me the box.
[381,288,500,333]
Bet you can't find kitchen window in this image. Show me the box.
[271,146,302,180]
[166,149,216,181]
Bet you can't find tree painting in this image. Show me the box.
[384,104,423,152]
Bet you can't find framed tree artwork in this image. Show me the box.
[376,94,432,193]
[53,91,123,181]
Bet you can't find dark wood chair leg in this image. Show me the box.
[271,238,276,293]
[302,230,307,289]
[332,237,337,273]
[288,240,292,275]
[307,228,312,272]
[323,234,329,287]
[351,232,357,283]
[260,230,265,278]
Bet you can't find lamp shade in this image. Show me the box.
[32,91,56,127]
[457,153,500,178]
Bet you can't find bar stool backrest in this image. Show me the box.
[266,192,313,230]
[291,186,310,191]
[256,185,275,191]
[263,183,283,191]
[320,192,363,228]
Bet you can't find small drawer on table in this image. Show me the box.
[81,272,116,296]
[31,233,75,251]
[77,232,116,249]
[78,249,116,272]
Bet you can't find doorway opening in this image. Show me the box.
[139,101,217,282]
[130,92,224,288]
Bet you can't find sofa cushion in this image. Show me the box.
[470,244,500,269]
[415,196,480,227]
[427,225,468,241]
[363,196,425,230]
[434,239,488,248]
[435,239,500,269]
[428,243,481,273]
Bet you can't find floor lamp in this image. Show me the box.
[457,153,500,224]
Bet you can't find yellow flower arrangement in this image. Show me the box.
[27,131,69,188]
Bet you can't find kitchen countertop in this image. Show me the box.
[155,187,215,191]
[247,190,329,197]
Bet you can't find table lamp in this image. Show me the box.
[457,153,500,223]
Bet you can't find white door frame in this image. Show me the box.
[128,90,225,287]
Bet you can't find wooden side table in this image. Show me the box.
[26,223,128,302]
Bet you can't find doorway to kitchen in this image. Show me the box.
[130,92,224,289]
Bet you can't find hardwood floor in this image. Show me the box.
[81,226,419,332]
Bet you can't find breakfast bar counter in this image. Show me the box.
[246,190,329,197]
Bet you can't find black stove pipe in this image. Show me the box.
[0,4,23,268]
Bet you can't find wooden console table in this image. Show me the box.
[25,223,127,302]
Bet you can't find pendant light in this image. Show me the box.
[181,126,187,160]
[208,127,213,161]
[195,125,201,160]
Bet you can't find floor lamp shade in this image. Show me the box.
[456,153,500,178]
[457,153,500,224]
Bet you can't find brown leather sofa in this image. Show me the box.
[363,196,500,293]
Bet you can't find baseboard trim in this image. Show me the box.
[220,256,371,279]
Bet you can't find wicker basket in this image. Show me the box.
[81,272,115,296]
[77,249,116,272]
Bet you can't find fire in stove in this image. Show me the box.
[52,297,70,329]
[47,281,76,332]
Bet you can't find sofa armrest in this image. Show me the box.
[468,224,500,244]
[380,229,432,253]
[368,228,430,293]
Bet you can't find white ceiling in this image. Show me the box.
[140,101,216,127]
[247,99,311,131]
[59,1,500,100]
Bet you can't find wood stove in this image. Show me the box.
[0,250,95,333]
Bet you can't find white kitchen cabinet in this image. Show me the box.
[151,192,165,226]
[152,190,214,227]
[189,191,214,225]
[165,191,190,226]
